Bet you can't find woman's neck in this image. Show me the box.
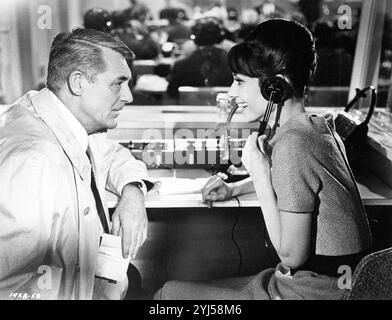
[268,98,306,129]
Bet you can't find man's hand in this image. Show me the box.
[111,184,148,259]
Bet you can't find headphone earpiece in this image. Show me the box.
[260,75,291,104]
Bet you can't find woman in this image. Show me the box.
[155,19,372,300]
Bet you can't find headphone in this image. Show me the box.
[257,75,293,138]
[260,75,292,104]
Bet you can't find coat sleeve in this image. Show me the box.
[95,134,152,197]
[0,148,63,299]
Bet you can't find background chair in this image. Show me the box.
[344,247,392,300]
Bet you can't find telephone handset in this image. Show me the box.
[334,86,377,173]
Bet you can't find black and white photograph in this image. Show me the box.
[0,0,391,309]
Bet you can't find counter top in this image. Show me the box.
[111,106,338,129]
[110,105,255,130]
[105,106,392,208]
[105,168,392,208]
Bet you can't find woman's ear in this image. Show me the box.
[67,70,84,96]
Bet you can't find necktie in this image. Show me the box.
[86,151,110,234]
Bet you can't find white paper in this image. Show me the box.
[95,233,130,282]
[154,177,209,195]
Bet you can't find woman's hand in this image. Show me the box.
[241,132,272,180]
[201,172,233,206]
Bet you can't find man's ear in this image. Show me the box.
[67,70,85,96]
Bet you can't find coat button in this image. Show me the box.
[83,207,90,215]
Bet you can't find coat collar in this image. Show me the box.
[30,88,91,180]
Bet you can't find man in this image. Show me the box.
[0,28,151,299]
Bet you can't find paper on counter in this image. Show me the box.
[95,233,130,282]
[153,177,209,195]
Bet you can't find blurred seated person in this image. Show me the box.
[111,9,159,60]
[83,7,113,33]
[225,7,241,42]
[160,7,192,46]
[203,0,228,22]
[312,21,353,86]
[290,11,308,28]
[167,17,233,98]
[237,9,260,42]
[181,16,236,58]
[126,0,153,35]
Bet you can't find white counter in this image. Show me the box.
[105,168,392,208]
[105,106,392,209]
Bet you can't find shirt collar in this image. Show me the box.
[49,90,89,153]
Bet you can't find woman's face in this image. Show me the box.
[228,73,267,123]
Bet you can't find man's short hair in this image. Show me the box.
[46,28,134,93]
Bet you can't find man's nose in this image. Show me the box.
[121,84,133,104]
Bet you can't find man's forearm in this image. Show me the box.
[121,183,144,200]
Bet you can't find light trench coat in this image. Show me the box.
[0,89,150,299]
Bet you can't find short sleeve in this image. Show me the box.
[271,132,321,213]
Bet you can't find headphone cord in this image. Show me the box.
[232,196,243,276]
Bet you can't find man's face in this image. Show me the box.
[80,47,133,133]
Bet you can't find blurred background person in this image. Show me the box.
[160,7,192,47]
[312,21,354,86]
[298,0,323,29]
[167,17,233,98]
[203,0,228,22]
[111,9,159,60]
[83,7,113,33]
[224,7,241,42]
[181,16,236,58]
[126,0,153,36]
[237,8,260,42]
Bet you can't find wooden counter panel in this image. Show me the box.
[125,207,276,299]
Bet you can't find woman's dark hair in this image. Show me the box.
[227,19,317,98]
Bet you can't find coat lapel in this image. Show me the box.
[30,88,90,180]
